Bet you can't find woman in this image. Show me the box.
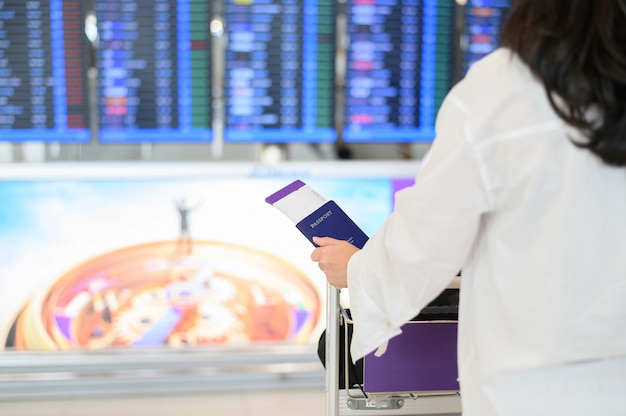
[311,1,626,414]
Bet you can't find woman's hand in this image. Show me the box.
[310,236,360,289]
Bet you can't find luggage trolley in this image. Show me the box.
[325,278,463,416]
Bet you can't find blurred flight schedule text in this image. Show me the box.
[95,0,213,143]
[223,0,336,143]
[462,0,511,73]
[343,0,455,142]
[0,0,90,142]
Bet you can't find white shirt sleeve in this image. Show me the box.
[347,93,491,361]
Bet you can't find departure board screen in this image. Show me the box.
[223,0,337,143]
[0,1,90,143]
[343,0,455,143]
[95,0,213,143]
[462,0,511,73]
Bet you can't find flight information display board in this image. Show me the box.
[0,0,90,143]
[342,0,455,143]
[223,0,336,143]
[95,0,213,143]
[462,0,511,73]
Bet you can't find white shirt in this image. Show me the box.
[347,48,626,416]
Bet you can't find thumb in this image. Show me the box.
[312,236,340,247]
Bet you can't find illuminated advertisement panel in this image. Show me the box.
[0,162,417,351]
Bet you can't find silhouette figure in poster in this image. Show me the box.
[174,197,201,254]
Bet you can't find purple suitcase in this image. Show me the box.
[362,320,459,393]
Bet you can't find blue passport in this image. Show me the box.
[265,180,369,249]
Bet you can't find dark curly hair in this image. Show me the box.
[500,0,626,166]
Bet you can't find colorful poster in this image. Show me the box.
[0,162,417,351]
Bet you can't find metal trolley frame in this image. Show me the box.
[324,282,462,416]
